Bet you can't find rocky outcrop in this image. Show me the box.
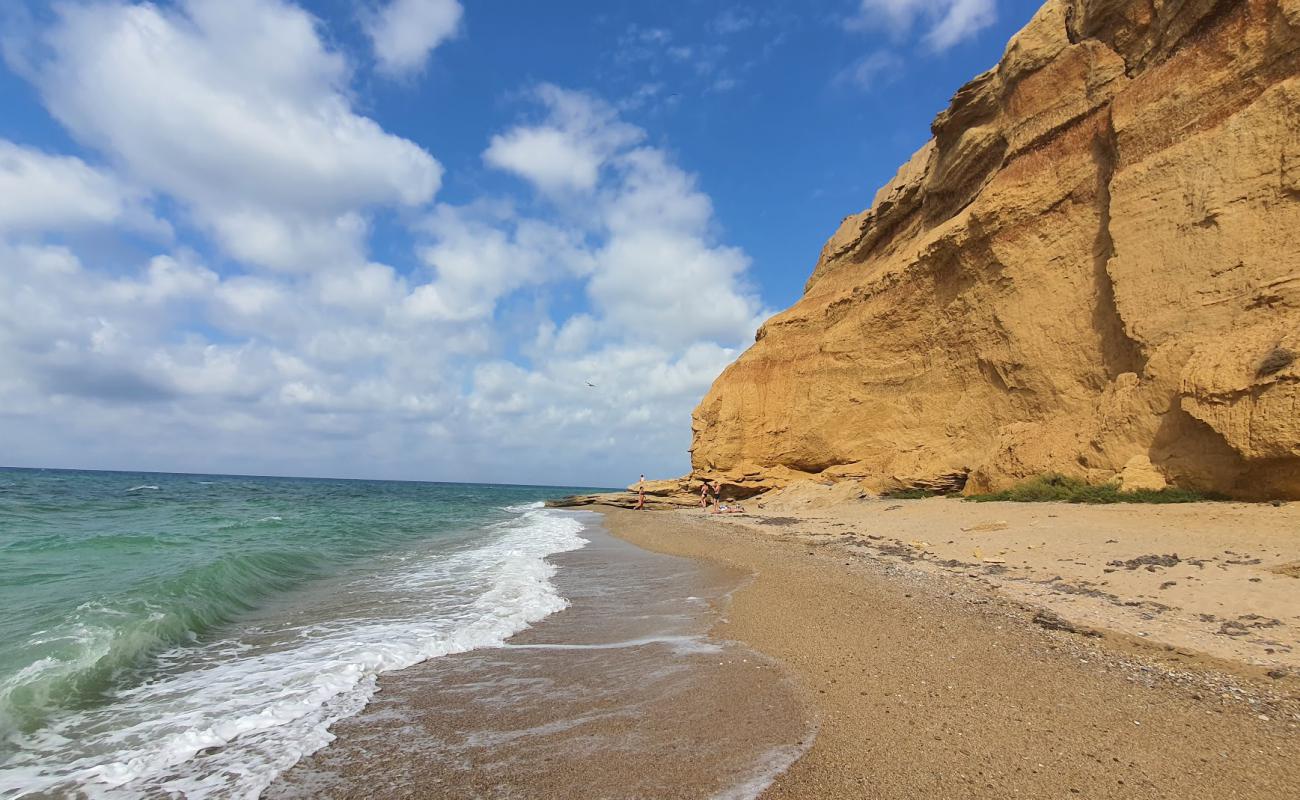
[547,477,706,510]
[690,0,1300,500]
[546,491,698,510]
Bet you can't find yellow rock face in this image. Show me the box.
[691,0,1300,500]
[1116,455,1168,493]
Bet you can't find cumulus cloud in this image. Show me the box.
[409,203,586,322]
[484,85,643,194]
[0,237,477,475]
[0,243,216,404]
[589,147,761,349]
[0,4,765,484]
[365,0,463,77]
[445,86,770,474]
[24,0,441,271]
[472,86,765,349]
[484,127,607,194]
[0,139,162,235]
[847,0,996,50]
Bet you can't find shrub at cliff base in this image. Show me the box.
[965,474,1217,504]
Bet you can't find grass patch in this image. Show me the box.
[966,473,1217,504]
[881,488,945,500]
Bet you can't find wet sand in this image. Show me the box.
[605,507,1300,799]
[270,515,811,799]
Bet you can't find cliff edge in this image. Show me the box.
[691,0,1300,500]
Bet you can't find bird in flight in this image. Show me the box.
[586,381,597,388]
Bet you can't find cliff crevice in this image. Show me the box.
[1090,107,1147,380]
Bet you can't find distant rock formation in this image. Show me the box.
[547,478,706,510]
[690,0,1300,500]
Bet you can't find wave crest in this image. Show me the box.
[1,509,588,799]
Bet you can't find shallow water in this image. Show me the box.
[0,469,604,798]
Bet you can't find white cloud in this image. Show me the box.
[0,139,162,235]
[0,243,216,404]
[1,5,764,486]
[484,84,643,194]
[459,338,746,481]
[847,0,996,51]
[0,4,489,478]
[0,238,481,475]
[483,127,605,194]
[473,87,766,348]
[551,314,598,354]
[365,0,463,77]
[214,276,291,320]
[409,203,587,321]
[105,255,219,305]
[208,211,370,273]
[591,147,762,349]
[835,50,903,90]
[26,0,441,271]
[314,263,405,313]
[444,87,770,475]
[589,228,756,350]
[924,0,997,49]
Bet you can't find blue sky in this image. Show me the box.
[0,0,1043,486]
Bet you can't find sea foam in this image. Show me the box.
[0,507,588,799]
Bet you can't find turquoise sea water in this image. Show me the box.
[0,468,605,798]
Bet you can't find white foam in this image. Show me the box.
[125,486,160,492]
[503,635,723,655]
[0,508,587,799]
[712,741,815,800]
[500,500,545,513]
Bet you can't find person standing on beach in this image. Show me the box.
[700,480,711,509]
[636,474,646,510]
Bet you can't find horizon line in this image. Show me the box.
[0,465,618,493]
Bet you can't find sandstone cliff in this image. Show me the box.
[691,0,1300,500]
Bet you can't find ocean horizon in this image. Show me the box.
[0,466,618,493]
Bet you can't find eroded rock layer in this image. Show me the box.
[691,0,1300,500]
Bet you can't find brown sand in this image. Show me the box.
[739,495,1300,675]
[603,506,1300,799]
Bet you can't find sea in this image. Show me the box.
[0,468,810,799]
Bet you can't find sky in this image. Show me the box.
[0,0,1044,487]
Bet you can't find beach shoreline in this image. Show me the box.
[601,504,1300,799]
[269,512,813,800]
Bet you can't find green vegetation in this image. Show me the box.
[881,488,946,500]
[965,473,1218,504]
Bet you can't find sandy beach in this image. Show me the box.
[603,502,1300,799]
[740,492,1300,676]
